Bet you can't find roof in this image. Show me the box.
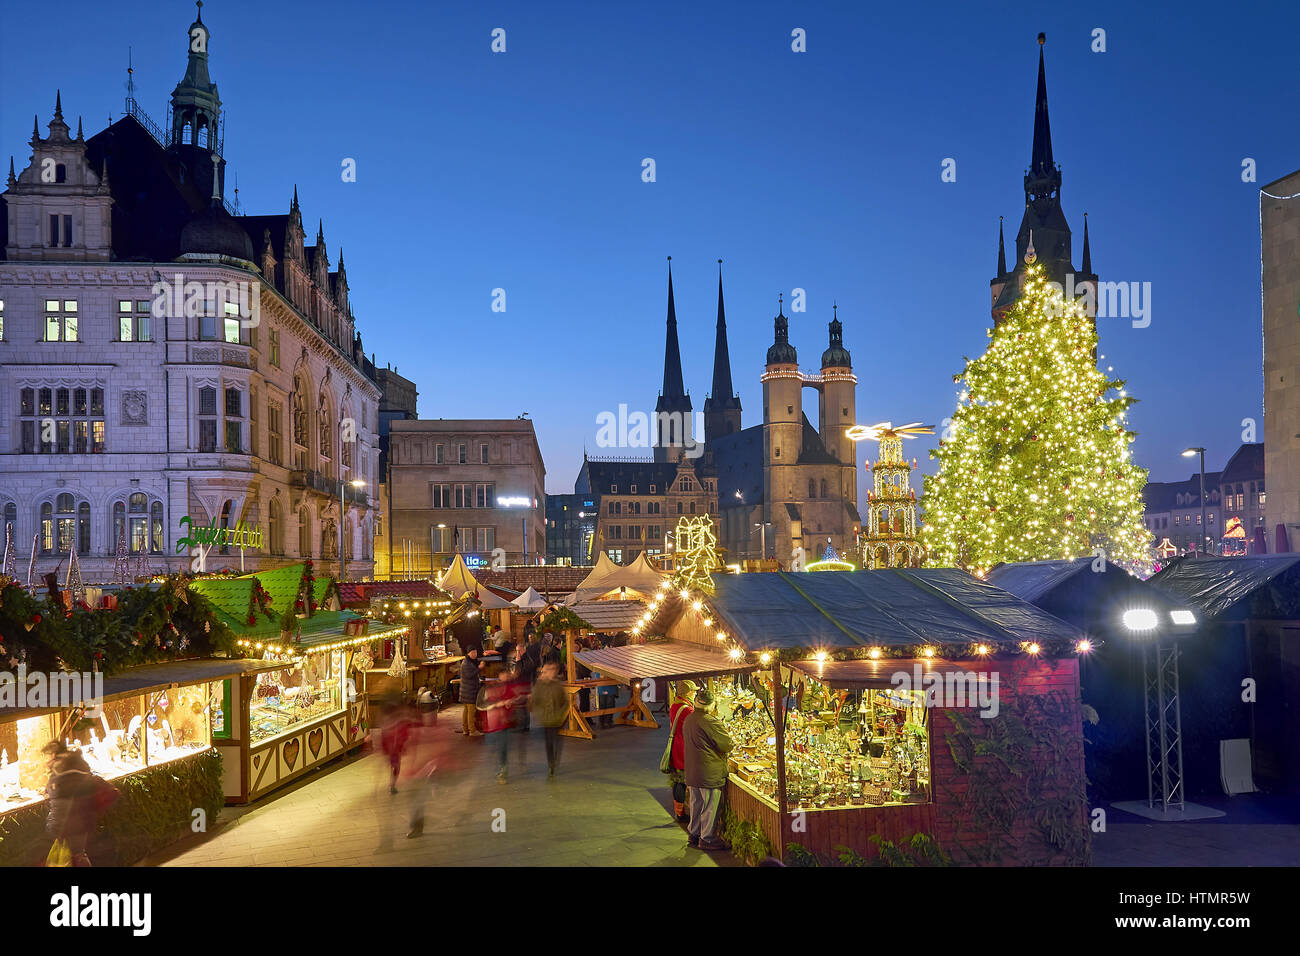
[511,587,548,609]
[1148,555,1300,622]
[568,551,665,603]
[575,640,756,684]
[685,568,1083,651]
[0,658,278,721]
[712,423,766,506]
[566,600,649,633]
[788,657,990,691]
[1143,473,1223,513]
[438,554,514,609]
[1220,443,1265,485]
[987,560,1093,604]
[190,563,354,638]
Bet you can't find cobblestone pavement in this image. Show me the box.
[150,707,735,867]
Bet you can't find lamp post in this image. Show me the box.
[340,477,366,581]
[753,522,772,562]
[1181,447,1208,557]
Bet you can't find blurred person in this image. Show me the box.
[510,642,535,731]
[681,688,734,851]
[45,748,117,867]
[541,632,561,668]
[380,702,418,793]
[531,661,569,777]
[459,647,484,736]
[399,704,440,838]
[666,681,697,822]
[479,665,523,783]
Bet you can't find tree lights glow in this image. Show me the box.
[921,263,1152,574]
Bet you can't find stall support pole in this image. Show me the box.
[772,660,788,861]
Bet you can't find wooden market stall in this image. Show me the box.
[190,563,408,802]
[654,567,1093,866]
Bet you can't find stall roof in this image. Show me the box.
[574,640,756,684]
[987,560,1097,604]
[1148,555,1300,622]
[438,554,514,609]
[511,586,549,610]
[699,568,1083,651]
[788,657,989,691]
[1,658,279,721]
[566,552,665,604]
[567,600,648,633]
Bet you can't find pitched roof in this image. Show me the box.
[1220,443,1265,485]
[682,568,1082,651]
[1148,555,1300,622]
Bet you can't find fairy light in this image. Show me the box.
[868,647,881,659]
[1024,642,1041,655]
[814,650,828,662]
[1076,639,1092,654]
[728,647,743,660]
[920,262,1152,575]
[715,631,726,642]
[975,644,990,656]
[921,646,936,658]
[759,652,772,665]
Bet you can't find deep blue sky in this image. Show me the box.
[4,0,1294,496]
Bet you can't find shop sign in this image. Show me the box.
[176,515,264,553]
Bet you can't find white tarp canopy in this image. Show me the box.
[511,586,548,610]
[438,553,513,609]
[566,551,667,605]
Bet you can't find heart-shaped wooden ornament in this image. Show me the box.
[252,753,261,770]
[307,728,324,759]
[283,738,300,770]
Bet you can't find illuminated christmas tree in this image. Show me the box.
[921,258,1151,575]
[113,529,130,585]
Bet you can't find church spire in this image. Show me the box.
[1081,212,1092,274]
[659,257,687,402]
[996,216,1007,275]
[1029,33,1054,181]
[708,259,737,405]
[170,1,223,160]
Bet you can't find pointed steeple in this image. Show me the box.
[170,0,223,158]
[1081,212,1092,274]
[32,114,40,144]
[7,157,15,187]
[996,216,1007,275]
[707,259,737,405]
[54,91,63,123]
[1029,33,1053,180]
[76,116,83,141]
[821,303,851,368]
[659,257,687,402]
[292,184,300,212]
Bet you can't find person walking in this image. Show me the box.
[681,688,734,851]
[380,702,417,793]
[459,647,483,736]
[45,749,117,867]
[666,681,697,822]
[479,665,523,783]
[531,661,569,778]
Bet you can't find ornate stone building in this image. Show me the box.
[0,5,383,582]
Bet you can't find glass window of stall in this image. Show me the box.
[247,650,346,745]
[716,671,932,811]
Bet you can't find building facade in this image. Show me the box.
[0,7,382,582]
[1262,169,1299,550]
[1143,473,1223,556]
[381,418,546,577]
[545,492,596,566]
[575,458,717,566]
[1218,442,1266,553]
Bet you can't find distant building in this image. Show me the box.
[545,492,595,566]
[380,418,545,578]
[1143,473,1222,556]
[1218,443,1266,554]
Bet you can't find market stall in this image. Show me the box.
[190,562,408,801]
[648,567,1092,866]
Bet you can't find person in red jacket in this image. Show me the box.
[667,680,697,822]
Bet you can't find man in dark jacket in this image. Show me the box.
[459,648,483,736]
[46,750,112,866]
[681,688,734,850]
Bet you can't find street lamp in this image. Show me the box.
[753,522,772,562]
[1181,447,1208,557]
[340,477,365,580]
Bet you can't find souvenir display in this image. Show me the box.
[716,672,931,812]
[0,680,222,812]
[247,650,345,744]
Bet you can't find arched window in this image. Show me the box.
[151,501,164,553]
[3,502,16,539]
[298,508,311,558]
[269,499,282,555]
[42,494,86,554]
[820,479,828,498]
[808,478,816,499]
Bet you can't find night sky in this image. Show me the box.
[4,0,1294,497]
